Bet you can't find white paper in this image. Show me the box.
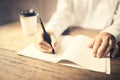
[18,35,110,74]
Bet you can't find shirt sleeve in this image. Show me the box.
[101,1,120,42]
[45,0,75,38]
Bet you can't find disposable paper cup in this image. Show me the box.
[19,9,38,36]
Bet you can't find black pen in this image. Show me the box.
[38,17,55,54]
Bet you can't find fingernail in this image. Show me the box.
[97,54,102,58]
[97,56,101,58]
[93,53,96,57]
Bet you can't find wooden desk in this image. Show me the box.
[0,22,120,80]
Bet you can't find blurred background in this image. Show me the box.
[0,0,57,25]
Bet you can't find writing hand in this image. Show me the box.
[33,31,57,53]
[88,32,119,58]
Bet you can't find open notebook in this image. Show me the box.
[18,35,110,74]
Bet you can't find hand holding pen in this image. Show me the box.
[33,17,57,54]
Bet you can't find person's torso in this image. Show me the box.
[72,0,118,30]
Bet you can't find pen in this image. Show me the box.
[38,17,55,54]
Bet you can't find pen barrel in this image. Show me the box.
[43,32,51,44]
[39,17,47,33]
[43,32,55,54]
[41,22,47,33]
[38,17,55,54]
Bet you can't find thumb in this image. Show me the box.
[51,33,57,49]
[48,31,57,51]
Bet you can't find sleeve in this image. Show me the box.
[45,0,75,38]
[101,1,120,42]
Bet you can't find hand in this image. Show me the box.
[88,32,119,58]
[33,31,57,53]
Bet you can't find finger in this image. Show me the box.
[49,32,57,50]
[40,46,52,53]
[93,38,102,57]
[39,41,52,52]
[51,38,57,53]
[51,37,56,47]
[97,38,109,58]
[53,41,58,52]
[88,39,95,48]
[50,32,56,44]
[103,40,113,57]
[40,47,51,53]
[111,44,119,58]
[40,41,52,49]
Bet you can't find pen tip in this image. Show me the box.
[52,49,55,54]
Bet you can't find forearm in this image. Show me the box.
[46,0,75,38]
[101,1,120,42]
[101,25,120,42]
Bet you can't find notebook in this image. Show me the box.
[18,35,110,74]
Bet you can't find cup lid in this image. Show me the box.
[20,9,37,17]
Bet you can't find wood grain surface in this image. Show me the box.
[0,22,120,80]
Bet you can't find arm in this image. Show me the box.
[34,0,75,53]
[102,1,120,42]
[45,0,75,38]
[88,1,120,58]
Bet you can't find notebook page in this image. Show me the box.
[18,36,74,63]
[18,35,110,74]
[59,35,108,73]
